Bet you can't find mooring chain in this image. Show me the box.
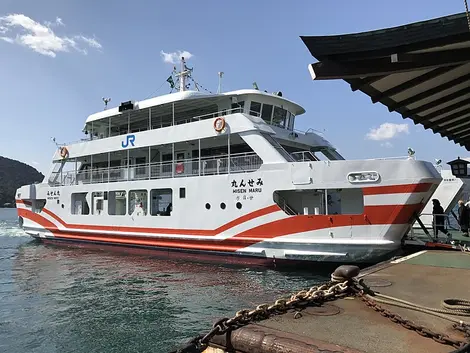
[170,265,470,353]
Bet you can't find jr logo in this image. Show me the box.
[121,134,135,148]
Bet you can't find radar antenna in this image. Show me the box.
[102,97,111,110]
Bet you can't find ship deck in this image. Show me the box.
[201,250,470,353]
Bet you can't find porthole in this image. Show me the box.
[220,202,226,210]
[205,203,211,210]
[236,202,242,209]
[61,204,64,209]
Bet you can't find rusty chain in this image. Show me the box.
[170,277,353,353]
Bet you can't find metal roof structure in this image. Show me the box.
[301,12,470,151]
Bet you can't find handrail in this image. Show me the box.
[48,152,263,186]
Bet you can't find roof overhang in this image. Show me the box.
[301,12,470,151]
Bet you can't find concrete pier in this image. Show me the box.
[201,250,470,353]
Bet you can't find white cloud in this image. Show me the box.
[0,13,102,57]
[160,50,193,64]
[366,122,409,141]
[380,141,393,148]
[44,17,64,27]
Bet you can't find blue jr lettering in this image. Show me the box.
[121,134,135,148]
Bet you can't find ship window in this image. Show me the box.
[272,107,287,128]
[273,189,364,216]
[261,104,273,122]
[231,101,244,112]
[236,202,242,209]
[150,188,172,216]
[250,101,261,117]
[128,190,148,216]
[108,191,127,215]
[71,192,90,215]
[179,188,186,199]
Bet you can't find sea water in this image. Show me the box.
[0,208,327,353]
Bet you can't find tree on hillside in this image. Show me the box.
[0,156,44,207]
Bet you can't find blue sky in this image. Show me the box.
[0,0,467,176]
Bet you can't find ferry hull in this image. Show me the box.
[31,233,400,268]
[15,158,442,266]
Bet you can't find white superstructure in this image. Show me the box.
[16,58,442,265]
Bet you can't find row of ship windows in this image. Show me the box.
[68,188,242,216]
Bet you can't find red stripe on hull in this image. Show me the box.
[233,203,424,239]
[18,202,423,253]
[29,203,281,236]
[362,182,433,195]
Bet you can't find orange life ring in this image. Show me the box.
[60,146,69,158]
[214,117,226,132]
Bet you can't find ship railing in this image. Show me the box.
[409,212,459,242]
[367,156,416,161]
[48,152,263,186]
[290,151,319,162]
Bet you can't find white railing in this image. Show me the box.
[48,152,262,186]
[367,156,415,161]
[290,151,319,162]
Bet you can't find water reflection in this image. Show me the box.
[3,240,328,353]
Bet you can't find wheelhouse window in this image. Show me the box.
[250,101,261,117]
[272,107,287,128]
[231,101,244,112]
[261,104,273,122]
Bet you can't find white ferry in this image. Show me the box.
[16,58,442,265]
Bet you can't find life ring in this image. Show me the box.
[59,146,69,159]
[214,117,226,132]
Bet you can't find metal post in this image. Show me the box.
[172,143,175,177]
[91,122,94,140]
[172,102,175,126]
[90,155,93,183]
[108,117,111,137]
[75,158,78,185]
[148,146,151,179]
[324,190,328,215]
[198,139,201,176]
[148,107,151,130]
[127,149,130,181]
[107,152,110,183]
[228,133,231,174]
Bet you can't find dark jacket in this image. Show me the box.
[433,204,445,226]
[459,205,470,228]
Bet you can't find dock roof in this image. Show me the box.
[301,12,470,151]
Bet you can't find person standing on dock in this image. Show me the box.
[458,200,470,237]
[432,199,452,243]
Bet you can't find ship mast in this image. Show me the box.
[175,56,191,92]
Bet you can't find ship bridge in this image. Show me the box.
[301,12,470,151]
